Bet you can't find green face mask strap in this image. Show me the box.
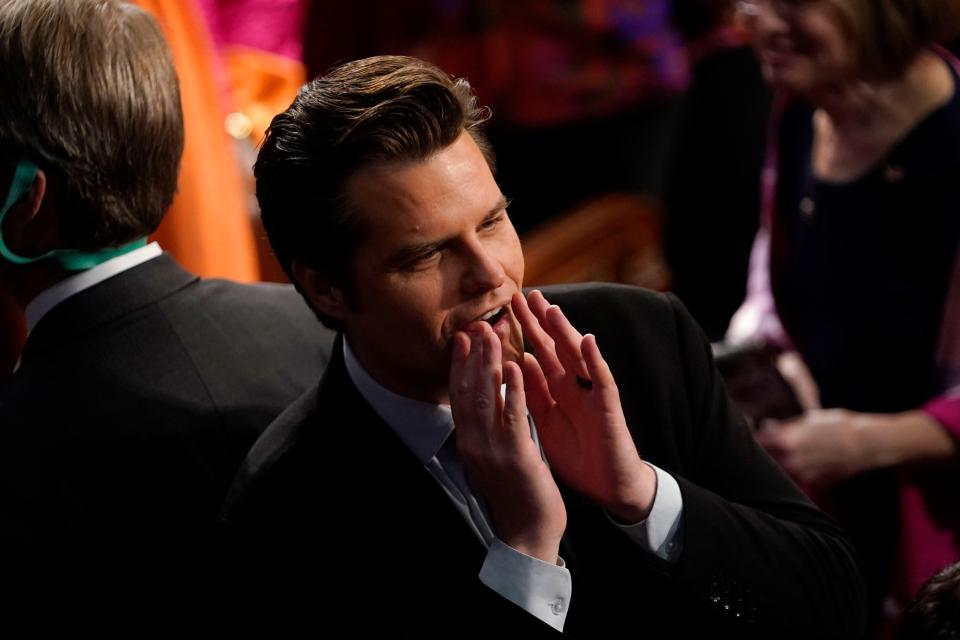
[53,237,149,271]
[0,159,147,271]
[0,160,41,265]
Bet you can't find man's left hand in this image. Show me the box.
[512,290,656,524]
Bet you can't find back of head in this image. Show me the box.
[828,0,960,78]
[0,0,184,250]
[255,55,492,329]
[900,562,960,640]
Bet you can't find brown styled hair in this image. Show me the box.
[826,0,960,78]
[255,55,493,329]
[0,0,183,250]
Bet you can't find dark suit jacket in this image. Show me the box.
[220,283,866,638]
[0,253,334,603]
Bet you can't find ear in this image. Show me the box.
[3,168,54,256]
[292,257,350,322]
[7,167,47,221]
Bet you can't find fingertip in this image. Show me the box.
[528,289,550,316]
[511,292,532,322]
[582,333,601,361]
[464,320,486,337]
[520,351,540,373]
[503,360,521,386]
[755,429,783,454]
[582,332,611,374]
[452,332,469,359]
[484,323,502,359]
[758,418,778,432]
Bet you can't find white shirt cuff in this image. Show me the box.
[478,538,572,632]
[610,462,684,563]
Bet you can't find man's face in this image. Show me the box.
[336,131,525,404]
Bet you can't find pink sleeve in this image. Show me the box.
[923,394,960,438]
[924,244,960,437]
[725,225,792,348]
[726,93,794,349]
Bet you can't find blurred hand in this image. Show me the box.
[775,350,821,411]
[758,408,957,487]
[757,409,868,486]
[511,290,656,524]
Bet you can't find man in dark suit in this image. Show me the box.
[221,55,866,637]
[0,0,333,602]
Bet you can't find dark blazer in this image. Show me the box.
[0,253,334,601]
[220,283,866,638]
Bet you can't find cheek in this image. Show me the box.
[801,13,854,66]
[385,277,451,341]
[497,231,525,285]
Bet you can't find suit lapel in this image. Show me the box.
[316,339,488,571]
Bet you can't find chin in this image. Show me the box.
[762,63,816,95]
[768,72,807,95]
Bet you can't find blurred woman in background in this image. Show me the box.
[726,0,960,633]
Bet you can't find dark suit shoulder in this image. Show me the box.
[230,380,322,483]
[534,282,690,344]
[536,281,673,317]
[0,267,334,579]
[219,380,324,527]
[162,278,329,346]
[154,279,333,417]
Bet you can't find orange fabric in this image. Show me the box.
[135,0,260,282]
[223,46,305,142]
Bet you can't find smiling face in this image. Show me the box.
[329,131,525,404]
[744,0,857,97]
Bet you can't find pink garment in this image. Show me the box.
[897,483,959,600]
[195,0,307,61]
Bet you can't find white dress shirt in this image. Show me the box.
[15,242,163,372]
[343,338,684,632]
[24,241,163,335]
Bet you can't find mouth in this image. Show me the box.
[450,302,522,361]
[456,304,513,343]
[478,306,506,326]
[762,48,795,64]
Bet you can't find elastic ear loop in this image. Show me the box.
[0,160,146,271]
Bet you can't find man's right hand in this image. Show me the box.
[450,321,567,564]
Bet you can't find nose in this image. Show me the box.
[758,11,789,34]
[744,1,790,34]
[460,239,505,295]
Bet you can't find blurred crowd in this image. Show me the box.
[4,1,960,636]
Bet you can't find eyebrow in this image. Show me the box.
[385,195,511,269]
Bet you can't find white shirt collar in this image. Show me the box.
[342,337,454,465]
[24,241,163,336]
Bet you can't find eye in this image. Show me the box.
[403,248,441,271]
[480,212,505,232]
